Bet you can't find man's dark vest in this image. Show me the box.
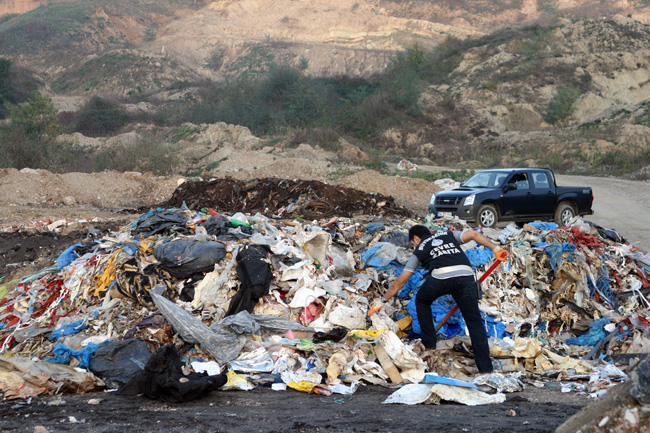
[413,230,471,272]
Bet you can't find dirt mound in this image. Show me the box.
[0,168,180,209]
[337,170,441,215]
[161,177,413,219]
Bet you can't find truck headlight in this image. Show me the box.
[464,195,475,206]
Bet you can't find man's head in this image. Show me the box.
[408,224,432,248]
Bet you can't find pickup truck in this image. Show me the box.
[429,168,594,228]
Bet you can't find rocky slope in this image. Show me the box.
[3,0,650,94]
[2,1,650,177]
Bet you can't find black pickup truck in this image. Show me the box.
[429,168,594,228]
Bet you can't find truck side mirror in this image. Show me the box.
[504,183,517,192]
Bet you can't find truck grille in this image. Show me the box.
[435,196,462,206]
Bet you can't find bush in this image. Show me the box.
[0,58,39,118]
[288,127,341,151]
[543,86,581,125]
[0,94,70,171]
[200,39,470,140]
[74,96,129,136]
[92,132,179,175]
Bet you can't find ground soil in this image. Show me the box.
[0,384,589,433]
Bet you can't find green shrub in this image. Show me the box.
[74,96,129,136]
[543,86,581,125]
[0,94,70,171]
[0,58,39,118]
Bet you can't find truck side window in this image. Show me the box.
[533,172,550,189]
[494,173,507,186]
[508,173,529,190]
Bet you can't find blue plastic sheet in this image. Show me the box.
[482,313,508,338]
[55,244,82,270]
[407,294,509,340]
[407,295,465,338]
[395,267,427,298]
[465,248,493,269]
[528,222,559,231]
[545,242,576,271]
[49,319,87,340]
[45,342,99,370]
[365,223,385,235]
[565,317,611,346]
[361,242,401,270]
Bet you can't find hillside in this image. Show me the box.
[1,0,650,178]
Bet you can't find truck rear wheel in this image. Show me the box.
[477,204,498,228]
[554,202,576,226]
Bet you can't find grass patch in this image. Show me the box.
[205,157,228,172]
[165,125,200,143]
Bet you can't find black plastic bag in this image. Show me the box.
[200,215,254,241]
[312,327,349,343]
[133,210,191,237]
[380,231,410,249]
[89,339,152,389]
[225,244,272,316]
[118,344,227,403]
[631,355,650,404]
[153,239,226,279]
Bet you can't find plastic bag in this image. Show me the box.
[289,286,326,309]
[229,347,274,373]
[153,239,226,279]
[44,342,99,370]
[361,242,401,269]
[631,355,650,404]
[302,231,332,268]
[89,339,152,389]
[192,245,239,311]
[329,304,366,330]
[151,285,248,364]
[565,317,610,346]
[380,231,410,249]
[383,383,506,405]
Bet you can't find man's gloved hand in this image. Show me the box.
[368,300,384,316]
[494,248,509,262]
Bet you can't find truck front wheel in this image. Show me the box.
[554,202,576,226]
[477,204,498,228]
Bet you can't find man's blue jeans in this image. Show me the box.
[415,275,493,373]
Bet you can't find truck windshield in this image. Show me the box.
[462,172,508,188]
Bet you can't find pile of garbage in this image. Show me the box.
[0,201,649,407]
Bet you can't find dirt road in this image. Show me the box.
[556,175,650,252]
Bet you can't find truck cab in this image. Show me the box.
[429,168,593,227]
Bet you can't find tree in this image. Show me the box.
[74,96,128,136]
[543,86,581,125]
[0,58,12,117]
[0,94,67,170]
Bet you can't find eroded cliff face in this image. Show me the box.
[5,0,650,81]
[0,0,43,16]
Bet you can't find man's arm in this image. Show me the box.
[383,269,413,302]
[460,230,509,261]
